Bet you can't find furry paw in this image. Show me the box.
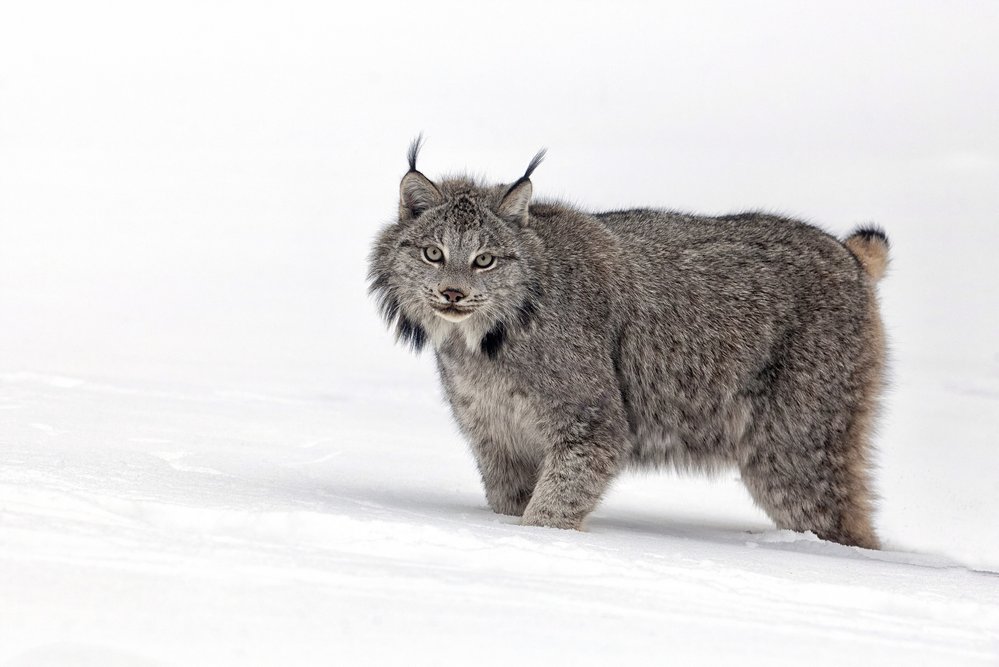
[520,506,581,530]
[487,497,529,517]
[489,503,527,517]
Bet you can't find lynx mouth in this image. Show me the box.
[431,304,475,323]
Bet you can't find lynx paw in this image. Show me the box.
[490,503,527,517]
[520,507,581,530]
[487,493,530,518]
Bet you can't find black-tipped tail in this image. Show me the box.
[844,225,890,282]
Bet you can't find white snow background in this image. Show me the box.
[2,1,998,665]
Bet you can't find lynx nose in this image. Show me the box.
[440,288,466,303]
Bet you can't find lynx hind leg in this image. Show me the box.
[739,409,880,550]
[740,282,885,549]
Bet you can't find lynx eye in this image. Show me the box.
[473,252,495,269]
[422,246,444,264]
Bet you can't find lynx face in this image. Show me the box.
[369,140,546,354]
[370,184,544,354]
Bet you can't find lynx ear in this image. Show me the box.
[497,149,546,227]
[400,171,443,220]
[399,134,443,220]
[498,178,533,226]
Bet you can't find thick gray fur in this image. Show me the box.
[369,144,889,549]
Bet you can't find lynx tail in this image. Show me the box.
[844,226,890,282]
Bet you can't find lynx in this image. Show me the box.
[369,138,889,549]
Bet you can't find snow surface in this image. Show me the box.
[2,2,999,665]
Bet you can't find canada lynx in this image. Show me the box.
[369,139,889,549]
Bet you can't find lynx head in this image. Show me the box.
[369,137,545,357]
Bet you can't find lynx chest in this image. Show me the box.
[437,353,549,460]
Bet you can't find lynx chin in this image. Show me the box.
[369,138,890,549]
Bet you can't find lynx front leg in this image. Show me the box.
[521,395,627,530]
[470,439,539,517]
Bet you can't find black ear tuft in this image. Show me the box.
[522,148,547,179]
[407,133,425,172]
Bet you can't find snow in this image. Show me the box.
[2,1,999,665]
